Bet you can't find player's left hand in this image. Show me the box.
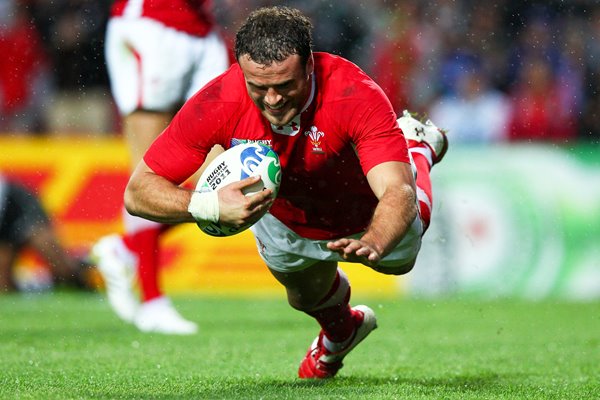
[327,238,383,268]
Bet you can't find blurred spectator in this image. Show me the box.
[464,1,511,91]
[370,0,425,113]
[580,4,600,142]
[28,0,114,135]
[580,62,600,142]
[370,0,449,112]
[429,63,511,144]
[1,0,599,142]
[505,8,564,90]
[280,0,372,69]
[555,14,586,120]
[501,5,580,143]
[507,55,577,143]
[0,0,53,133]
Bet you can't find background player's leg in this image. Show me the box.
[121,114,167,304]
[122,111,172,170]
[0,243,17,292]
[122,111,170,300]
[123,110,197,335]
[121,216,162,302]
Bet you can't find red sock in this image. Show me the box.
[305,269,355,342]
[408,141,434,232]
[123,227,162,302]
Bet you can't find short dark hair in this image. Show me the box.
[234,6,313,66]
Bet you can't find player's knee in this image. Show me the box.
[371,259,416,276]
[287,295,322,312]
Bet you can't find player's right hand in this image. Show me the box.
[327,238,383,268]
[217,175,274,228]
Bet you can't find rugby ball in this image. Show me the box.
[194,143,281,236]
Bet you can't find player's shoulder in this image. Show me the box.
[176,64,249,132]
[190,64,247,105]
[314,52,381,98]
[314,52,364,77]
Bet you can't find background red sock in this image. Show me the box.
[123,227,162,302]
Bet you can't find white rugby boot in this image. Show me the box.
[134,296,198,335]
[397,109,449,164]
[91,234,139,323]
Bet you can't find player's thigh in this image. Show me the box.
[251,213,341,273]
[185,30,230,99]
[105,17,202,115]
[253,212,423,274]
[269,260,338,310]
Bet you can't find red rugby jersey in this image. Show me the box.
[145,53,409,239]
[110,0,214,37]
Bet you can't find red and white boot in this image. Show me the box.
[397,110,449,165]
[298,305,377,379]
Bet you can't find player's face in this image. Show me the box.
[239,54,314,126]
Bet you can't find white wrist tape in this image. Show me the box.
[188,191,219,223]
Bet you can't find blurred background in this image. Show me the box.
[1,0,599,299]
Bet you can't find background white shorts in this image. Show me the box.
[250,213,423,273]
[105,17,229,115]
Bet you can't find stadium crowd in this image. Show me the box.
[0,0,599,143]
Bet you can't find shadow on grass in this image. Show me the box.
[110,371,510,399]
[298,372,508,393]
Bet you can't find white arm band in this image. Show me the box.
[188,191,220,223]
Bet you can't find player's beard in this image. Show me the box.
[261,101,299,127]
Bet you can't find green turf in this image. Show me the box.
[0,292,598,399]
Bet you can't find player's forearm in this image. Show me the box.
[124,168,195,224]
[360,184,418,257]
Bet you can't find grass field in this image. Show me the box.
[0,292,598,399]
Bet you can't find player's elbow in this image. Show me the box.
[407,193,419,222]
[123,180,142,217]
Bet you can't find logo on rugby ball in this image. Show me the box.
[239,144,281,195]
[240,144,269,179]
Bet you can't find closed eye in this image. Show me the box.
[248,80,293,91]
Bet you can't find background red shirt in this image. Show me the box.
[110,0,214,37]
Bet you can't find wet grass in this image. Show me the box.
[0,292,598,399]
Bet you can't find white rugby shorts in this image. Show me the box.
[250,212,423,273]
[105,17,229,115]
